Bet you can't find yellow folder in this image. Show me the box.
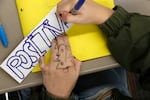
[16,0,114,72]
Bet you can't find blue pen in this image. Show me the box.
[0,23,9,47]
[71,0,85,15]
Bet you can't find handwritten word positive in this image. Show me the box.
[1,7,72,83]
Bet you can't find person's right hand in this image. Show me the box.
[57,0,114,24]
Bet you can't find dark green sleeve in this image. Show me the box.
[40,87,74,100]
[99,6,150,91]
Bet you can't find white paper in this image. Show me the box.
[0,7,72,83]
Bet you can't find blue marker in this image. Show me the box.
[71,0,85,15]
[0,23,9,47]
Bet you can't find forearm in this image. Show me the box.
[83,0,114,24]
[99,6,150,73]
[99,6,150,91]
[99,6,130,37]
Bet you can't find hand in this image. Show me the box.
[57,0,114,24]
[39,34,81,98]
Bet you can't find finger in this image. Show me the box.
[56,34,65,45]
[61,12,82,24]
[56,35,66,66]
[50,39,61,69]
[63,34,71,50]
[58,11,69,20]
[62,35,74,69]
[39,56,46,72]
[72,57,81,74]
[57,34,74,69]
[62,34,72,57]
[51,39,58,60]
[57,0,77,16]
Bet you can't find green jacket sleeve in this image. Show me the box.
[40,87,74,100]
[99,6,150,91]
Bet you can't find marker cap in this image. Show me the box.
[0,23,9,47]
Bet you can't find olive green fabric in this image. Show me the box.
[111,88,133,100]
[99,6,150,91]
[40,88,74,100]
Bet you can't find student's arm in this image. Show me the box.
[99,6,150,72]
[99,6,150,91]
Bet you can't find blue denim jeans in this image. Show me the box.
[72,67,130,100]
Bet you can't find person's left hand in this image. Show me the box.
[39,34,81,98]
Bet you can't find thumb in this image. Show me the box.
[39,56,46,72]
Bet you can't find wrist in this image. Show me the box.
[96,7,114,24]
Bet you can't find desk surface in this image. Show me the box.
[0,0,150,94]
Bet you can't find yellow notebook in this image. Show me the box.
[16,0,114,72]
